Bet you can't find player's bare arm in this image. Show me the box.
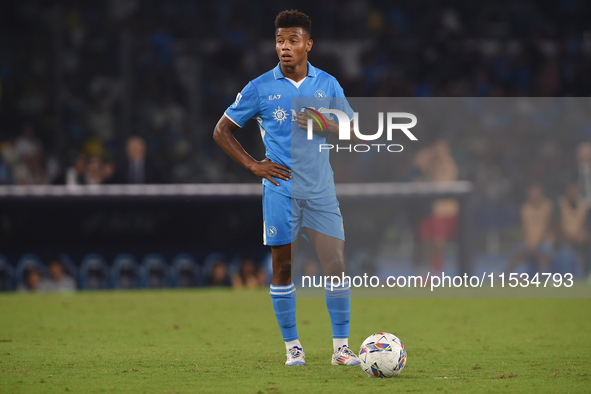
[213,115,291,186]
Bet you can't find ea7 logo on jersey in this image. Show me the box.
[269,95,281,100]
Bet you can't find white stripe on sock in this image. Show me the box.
[269,289,295,296]
[270,283,295,290]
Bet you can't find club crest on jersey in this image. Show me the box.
[314,89,326,100]
[272,106,288,124]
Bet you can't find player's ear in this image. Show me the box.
[306,38,313,52]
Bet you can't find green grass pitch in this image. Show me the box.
[1,290,590,393]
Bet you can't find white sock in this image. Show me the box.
[333,338,348,352]
[285,339,302,351]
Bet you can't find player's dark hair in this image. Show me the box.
[275,9,311,37]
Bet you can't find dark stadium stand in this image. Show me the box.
[169,253,202,288]
[2,1,591,290]
[140,253,170,288]
[15,254,46,286]
[59,253,79,280]
[2,251,228,291]
[0,255,15,291]
[79,254,110,290]
[111,254,141,289]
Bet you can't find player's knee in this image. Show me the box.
[275,261,291,274]
[272,258,292,280]
[324,256,346,277]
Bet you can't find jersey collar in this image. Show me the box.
[273,61,317,80]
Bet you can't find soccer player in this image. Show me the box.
[213,10,359,367]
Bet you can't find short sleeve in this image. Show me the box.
[332,81,354,120]
[224,82,260,127]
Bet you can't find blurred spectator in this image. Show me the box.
[555,183,588,275]
[109,136,164,184]
[12,149,51,185]
[506,184,553,273]
[53,152,87,185]
[1,0,591,188]
[14,123,42,160]
[0,141,19,171]
[558,183,588,247]
[0,154,13,184]
[575,142,591,206]
[81,156,107,185]
[8,123,52,185]
[407,147,432,182]
[67,153,87,186]
[4,0,591,281]
[416,140,459,273]
[408,147,435,275]
[88,97,116,144]
[232,258,267,288]
[102,159,115,183]
[17,267,42,292]
[38,257,76,292]
[208,260,232,287]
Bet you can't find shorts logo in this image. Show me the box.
[314,89,326,101]
[267,226,278,238]
[272,107,288,124]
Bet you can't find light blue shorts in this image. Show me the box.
[262,187,345,246]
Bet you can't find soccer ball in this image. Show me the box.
[359,332,407,378]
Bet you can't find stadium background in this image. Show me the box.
[1,0,591,290]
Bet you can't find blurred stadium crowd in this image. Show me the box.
[2,252,271,292]
[2,0,591,285]
[1,0,590,185]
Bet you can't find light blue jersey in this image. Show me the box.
[224,62,353,199]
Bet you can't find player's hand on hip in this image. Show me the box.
[250,158,291,186]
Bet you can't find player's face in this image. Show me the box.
[275,28,312,69]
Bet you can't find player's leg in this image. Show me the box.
[271,241,296,286]
[305,228,359,365]
[269,242,305,365]
[302,195,360,366]
[264,188,305,365]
